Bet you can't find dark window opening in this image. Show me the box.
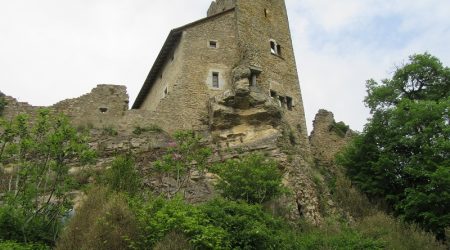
[286,96,293,110]
[270,41,276,54]
[212,72,219,88]
[279,96,286,108]
[164,87,168,97]
[276,44,281,56]
[99,107,108,113]
[209,40,217,48]
[264,9,268,18]
[160,73,163,79]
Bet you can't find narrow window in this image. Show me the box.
[212,72,219,88]
[164,87,168,97]
[276,44,281,56]
[160,73,163,79]
[286,96,293,110]
[270,41,276,54]
[264,9,268,18]
[279,96,286,108]
[209,40,217,48]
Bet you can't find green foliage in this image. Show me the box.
[56,186,138,250]
[132,125,162,135]
[338,53,450,239]
[131,196,228,249]
[199,198,298,249]
[296,219,384,250]
[153,231,193,250]
[154,131,212,198]
[103,155,141,195]
[0,92,6,116]
[0,240,50,250]
[0,109,96,245]
[356,212,447,250]
[329,121,350,138]
[212,153,285,204]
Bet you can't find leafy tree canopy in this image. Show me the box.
[337,53,450,239]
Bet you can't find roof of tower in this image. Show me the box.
[132,8,235,109]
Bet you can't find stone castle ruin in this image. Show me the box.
[2,0,342,224]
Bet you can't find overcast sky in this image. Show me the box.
[1,0,449,133]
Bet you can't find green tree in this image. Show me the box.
[0,109,96,244]
[212,153,285,204]
[154,131,211,198]
[337,53,450,239]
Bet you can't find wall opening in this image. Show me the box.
[270,41,276,54]
[99,107,108,113]
[264,8,269,18]
[164,86,168,97]
[209,40,217,48]
[278,96,286,108]
[286,96,293,110]
[276,44,282,56]
[212,72,219,88]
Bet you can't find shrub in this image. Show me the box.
[212,153,285,204]
[356,212,447,250]
[103,155,141,195]
[56,187,138,250]
[132,196,228,249]
[153,231,193,250]
[101,126,118,136]
[0,240,50,250]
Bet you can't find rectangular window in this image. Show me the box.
[276,44,281,56]
[212,72,219,88]
[279,96,286,108]
[286,96,293,110]
[209,40,217,48]
[270,41,276,54]
[164,87,168,97]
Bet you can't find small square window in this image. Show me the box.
[209,40,217,48]
[212,72,219,88]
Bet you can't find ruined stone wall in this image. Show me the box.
[309,109,354,167]
[52,84,129,128]
[207,0,236,16]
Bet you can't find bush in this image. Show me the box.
[103,155,141,195]
[153,231,193,250]
[356,212,447,250]
[56,187,138,250]
[212,153,285,204]
[0,241,50,250]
